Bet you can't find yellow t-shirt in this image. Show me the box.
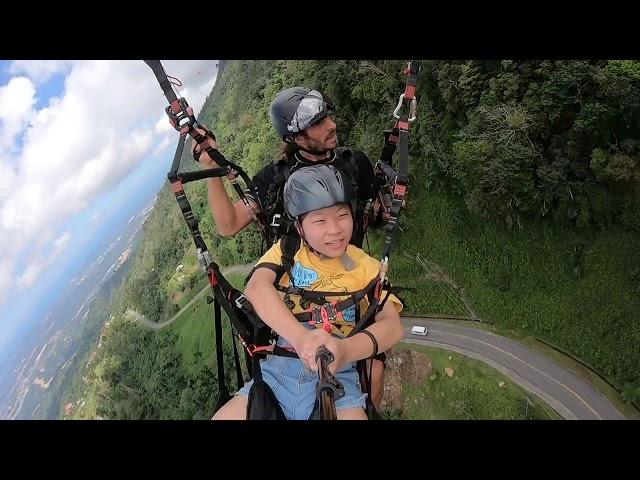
[256,241,403,338]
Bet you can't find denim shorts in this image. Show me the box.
[237,354,368,420]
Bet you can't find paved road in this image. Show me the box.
[135,267,626,420]
[400,317,626,420]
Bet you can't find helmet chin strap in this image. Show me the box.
[296,221,317,254]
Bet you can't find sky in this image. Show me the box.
[0,60,219,361]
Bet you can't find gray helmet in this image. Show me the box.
[283,164,355,219]
[270,87,334,140]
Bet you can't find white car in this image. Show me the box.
[410,325,428,336]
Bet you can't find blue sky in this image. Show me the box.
[0,60,219,362]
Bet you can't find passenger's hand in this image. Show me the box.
[293,328,334,372]
[191,127,219,168]
[321,336,348,374]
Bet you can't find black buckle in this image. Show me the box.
[383,128,399,146]
[311,303,337,324]
[288,286,305,297]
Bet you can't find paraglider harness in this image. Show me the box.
[144,60,420,419]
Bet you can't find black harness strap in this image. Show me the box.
[279,232,300,286]
[292,277,379,322]
[212,299,231,411]
[145,60,271,243]
[246,262,286,282]
[145,60,276,413]
[379,60,420,266]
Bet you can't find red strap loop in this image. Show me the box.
[393,184,407,198]
[404,84,416,100]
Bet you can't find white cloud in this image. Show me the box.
[8,60,75,84]
[0,156,17,199]
[53,231,71,250]
[16,259,44,290]
[0,60,218,305]
[0,260,12,304]
[90,211,102,228]
[16,230,71,290]
[0,76,37,153]
[152,134,175,158]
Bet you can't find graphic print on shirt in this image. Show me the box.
[290,262,356,323]
[290,261,319,287]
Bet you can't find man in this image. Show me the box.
[193,86,388,411]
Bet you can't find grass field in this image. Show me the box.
[386,343,561,420]
[385,180,640,399]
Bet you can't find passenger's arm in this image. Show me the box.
[325,300,403,373]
